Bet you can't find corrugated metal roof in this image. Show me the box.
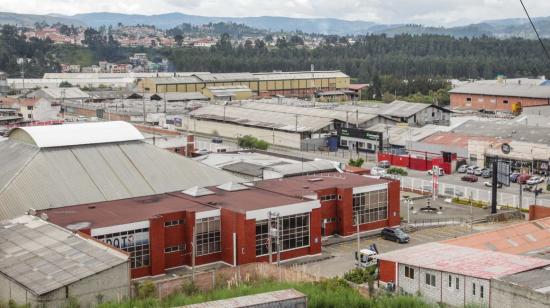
[253,71,348,81]
[375,242,550,279]
[239,101,379,124]
[181,289,306,307]
[150,92,208,101]
[449,83,550,99]
[380,100,433,118]
[0,140,242,220]
[29,87,90,100]
[9,121,144,148]
[266,159,338,176]
[189,104,333,133]
[0,215,128,295]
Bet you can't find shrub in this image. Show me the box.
[387,167,408,176]
[181,280,200,296]
[237,135,270,150]
[348,158,365,167]
[137,280,157,299]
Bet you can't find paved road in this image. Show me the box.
[296,224,485,278]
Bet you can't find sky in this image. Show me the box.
[0,0,549,26]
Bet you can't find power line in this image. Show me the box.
[519,0,550,66]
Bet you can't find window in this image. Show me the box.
[165,245,184,253]
[405,266,415,279]
[164,219,184,227]
[352,189,388,225]
[340,139,348,146]
[95,228,150,268]
[480,285,484,298]
[503,100,509,104]
[466,97,472,102]
[357,142,365,149]
[320,194,337,202]
[255,213,309,256]
[448,275,452,287]
[27,114,32,119]
[425,273,436,287]
[27,106,33,110]
[472,283,476,295]
[195,216,221,256]
[456,277,459,290]
[431,111,435,117]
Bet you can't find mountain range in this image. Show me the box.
[1,11,550,38]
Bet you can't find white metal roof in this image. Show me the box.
[9,121,144,148]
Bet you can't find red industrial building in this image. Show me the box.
[449,82,550,112]
[41,173,399,278]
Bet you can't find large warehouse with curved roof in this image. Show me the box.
[0,121,241,219]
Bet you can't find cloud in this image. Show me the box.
[0,0,548,26]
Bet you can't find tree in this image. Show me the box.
[289,35,304,46]
[264,34,273,42]
[370,75,382,101]
[276,37,288,49]
[59,81,73,88]
[238,135,270,150]
[174,34,184,47]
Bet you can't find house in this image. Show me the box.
[0,97,60,122]
[27,87,90,103]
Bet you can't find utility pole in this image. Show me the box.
[491,158,498,214]
[355,215,360,268]
[192,226,196,280]
[295,114,298,132]
[469,192,473,233]
[142,87,146,124]
[268,212,272,264]
[163,91,167,114]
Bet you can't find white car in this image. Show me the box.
[457,165,468,173]
[526,177,545,185]
[370,167,387,176]
[484,181,502,188]
[194,149,209,155]
[466,166,479,174]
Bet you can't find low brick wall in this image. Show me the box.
[139,262,320,299]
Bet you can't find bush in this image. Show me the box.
[348,158,365,167]
[181,280,200,296]
[343,267,376,284]
[237,135,270,150]
[137,280,157,299]
[387,167,408,176]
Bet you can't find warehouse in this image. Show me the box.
[449,81,550,112]
[187,104,336,149]
[202,85,253,101]
[0,215,130,307]
[41,172,398,278]
[376,242,550,307]
[140,71,351,98]
[0,121,241,220]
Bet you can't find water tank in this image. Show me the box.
[327,136,339,151]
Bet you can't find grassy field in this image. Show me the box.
[98,278,437,308]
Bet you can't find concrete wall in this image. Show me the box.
[0,262,130,308]
[491,278,550,308]
[185,118,303,149]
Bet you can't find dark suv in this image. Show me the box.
[381,227,410,243]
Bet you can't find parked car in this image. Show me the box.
[466,166,479,174]
[427,167,445,176]
[212,136,223,144]
[378,160,391,169]
[526,176,545,186]
[381,227,409,243]
[481,169,492,178]
[474,167,487,176]
[457,165,468,173]
[194,149,209,155]
[370,166,387,176]
[461,175,478,182]
[517,174,533,184]
[510,172,521,183]
[484,181,502,188]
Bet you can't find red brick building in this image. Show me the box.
[41,173,399,278]
[449,82,550,112]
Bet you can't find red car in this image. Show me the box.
[461,175,478,182]
[517,174,532,184]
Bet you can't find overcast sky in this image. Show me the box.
[0,0,548,26]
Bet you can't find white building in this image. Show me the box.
[376,242,550,307]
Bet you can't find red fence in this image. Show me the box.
[378,153,452,174]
